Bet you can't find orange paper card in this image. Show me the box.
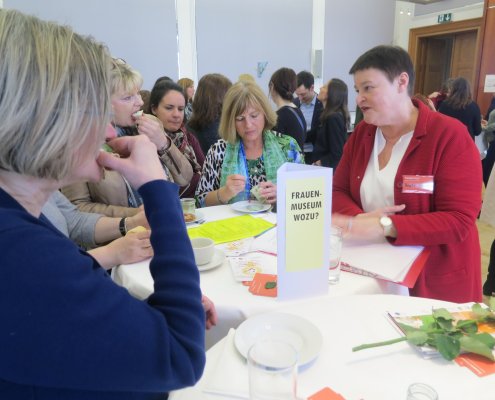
[308,387,346,400]
[248,273,277,297]
[455,353,495,377]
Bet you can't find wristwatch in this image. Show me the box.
[379,216,393,237]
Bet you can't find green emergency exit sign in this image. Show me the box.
[438,13,452,23]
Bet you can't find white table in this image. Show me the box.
[170,294,495,400]
[112,206,408,347]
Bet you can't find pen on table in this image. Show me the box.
[254,224,276,238]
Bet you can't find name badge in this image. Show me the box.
[402,175,434,194]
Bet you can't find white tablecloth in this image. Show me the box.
[112,206,408,347]
[170,294,495,400]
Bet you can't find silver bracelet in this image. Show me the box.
[216,189,227,205]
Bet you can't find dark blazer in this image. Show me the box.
[294,96,323,145]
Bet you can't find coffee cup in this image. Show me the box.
[190,237,215,266]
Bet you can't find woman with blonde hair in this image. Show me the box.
[0,8,205,398]
[62,59,192,217]
[177,77,195,121]
[195,81,304,207]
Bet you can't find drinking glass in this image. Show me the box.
[407,383,438,400]
[329,225,343,284]
[180,198,196,221]
[248,340,298,400]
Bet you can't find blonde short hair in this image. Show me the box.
[0,9,112,181]
[219,81,277,144]
[111,58,143,96]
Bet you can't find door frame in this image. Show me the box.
[408,18,482,97]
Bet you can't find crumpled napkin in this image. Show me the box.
[202,328,249,399]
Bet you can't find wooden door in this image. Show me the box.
[450,31,478,86]
[420,37,451,95]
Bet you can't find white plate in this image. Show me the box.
[186,210,205,225]
[198,249,225,272]
[231,200,271,214]
[234,312,323,366]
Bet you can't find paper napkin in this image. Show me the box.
[202,328,249,399]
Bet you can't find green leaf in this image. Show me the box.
[434,335,460,361]
[459,335,495,361]
[264,282,276,289]
[469,333,495,349]
[435,317,454,331]
[433,308,454,321]
[405,330,429,346]
[456,319,478,334]
[472,303,490,319]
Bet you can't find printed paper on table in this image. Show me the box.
[187,215,274,244]
[340,237,427,287]
[388,303,495,376]
[276,162,332,300]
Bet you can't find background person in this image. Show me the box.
[332,45,482,303]
[148,81,205,198]
[177,77,195,121]
[0,9,205,398]
[42,191,152,269]
[195,81,304,207]
[269,67,306,150]
[294,70,323,163]
[438,77,482,141]
[313,78,350,170]
[187,73,233,155]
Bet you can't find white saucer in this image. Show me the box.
[234,312,323,366]
[186,210,205,225]
[231,200,271,214]
[197,249,225,272]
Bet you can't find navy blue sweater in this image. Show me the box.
[0,180,205,399]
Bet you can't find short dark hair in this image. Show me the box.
[269,67,297,101]
[296,70,314,89]
[349,45,415,95]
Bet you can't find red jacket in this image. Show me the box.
[333,100,482,302]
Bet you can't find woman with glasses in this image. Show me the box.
[62,60,192,217]
[0,9,205,398]
[195,81,304,207]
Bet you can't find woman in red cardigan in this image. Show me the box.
[332,45,482,303]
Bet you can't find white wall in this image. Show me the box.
[323,0,396,110]
[3,0,179,90]
[195,0,313,93]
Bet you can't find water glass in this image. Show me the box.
[329,225,343,284]
[180,198,196,221]
[407,383,438,400]
[248,340,298,400]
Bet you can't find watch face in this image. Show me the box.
[380,216,392,227]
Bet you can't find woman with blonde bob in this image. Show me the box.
[195,81,304,207]
[0,9,205,399]
[62,59,192,217]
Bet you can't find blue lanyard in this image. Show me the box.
[239,141,264,200]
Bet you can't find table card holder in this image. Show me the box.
[276,162,332,300]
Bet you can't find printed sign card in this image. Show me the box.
[276,162,332,300]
